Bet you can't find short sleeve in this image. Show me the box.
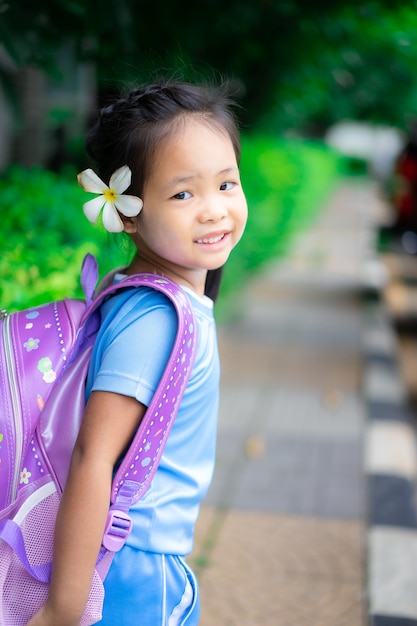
[88,289,177,407]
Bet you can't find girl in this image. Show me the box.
[28,81,247,625]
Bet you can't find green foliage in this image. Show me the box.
[0,166,132,310]
[2,1,417,134]
[0,138,342,314]
[263,4,417,132]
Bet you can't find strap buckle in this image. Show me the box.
[102,508,133,552]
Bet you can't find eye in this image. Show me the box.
[172,191,192,200]
[220,181,235,191]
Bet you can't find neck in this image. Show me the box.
[127,252,207,296]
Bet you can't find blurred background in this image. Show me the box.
[1,0,416,313]
[3,3,417,624]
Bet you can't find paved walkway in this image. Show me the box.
[189,179,417,625]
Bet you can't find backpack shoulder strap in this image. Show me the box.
[82,266,198,507]
[86,269,198,554]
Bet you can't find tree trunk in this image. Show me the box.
[14,67,46,167]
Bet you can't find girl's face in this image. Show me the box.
[129,117,248,294]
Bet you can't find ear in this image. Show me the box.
[120,214,139,234]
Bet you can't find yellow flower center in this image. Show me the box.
[104,188,117,202]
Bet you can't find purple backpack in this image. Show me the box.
[0,254,197,625]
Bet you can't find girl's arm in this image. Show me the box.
[27,390,146,626]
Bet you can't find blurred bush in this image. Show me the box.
[0,166,131,310]
[0,137,343,312]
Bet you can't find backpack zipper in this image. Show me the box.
[3,314,24,503]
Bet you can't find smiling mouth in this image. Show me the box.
[195,233,226,244]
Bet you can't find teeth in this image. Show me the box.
[197,234,224,244]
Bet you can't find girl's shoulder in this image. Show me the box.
[98,278,215,344]
[100,284,177,327]
[105,279,214,317]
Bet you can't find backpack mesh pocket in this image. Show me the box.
[0,486,104,625]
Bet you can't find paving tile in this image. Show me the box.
[368,527,417,619]
[365,421,417,477]
[364,351,400,369]
[221,302,362,350]
[368,475,417,528]
[364,362,408,404]
[218,384,364,438]
[362,324,398,357]
[366,400,413,423]
[371,616,417,626]
[219,336,361,389]
[217,435,364,518]
[190,509,366,626]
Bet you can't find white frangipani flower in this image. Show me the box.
[77,165,143,233]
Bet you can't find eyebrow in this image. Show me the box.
[167,167,239,189]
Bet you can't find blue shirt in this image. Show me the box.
[85,284,219,555]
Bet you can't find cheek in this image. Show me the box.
[236,198,248,227]
[234,204,248,243]
[139,209,166,236]
[141,212,185,249]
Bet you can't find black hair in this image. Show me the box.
[85,81,241,301]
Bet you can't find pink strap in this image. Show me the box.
[79,267,197,508]
[110,276,197,506]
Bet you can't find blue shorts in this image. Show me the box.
[98,547,200,625]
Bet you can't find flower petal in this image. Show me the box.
[115,194,143,217]
[102,202,124,233]
[109,165,132,194]
[78,169,107,194]
[83,196,105,224]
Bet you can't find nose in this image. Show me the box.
[199,195,228,223]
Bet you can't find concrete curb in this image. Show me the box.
[363,297,417,626]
